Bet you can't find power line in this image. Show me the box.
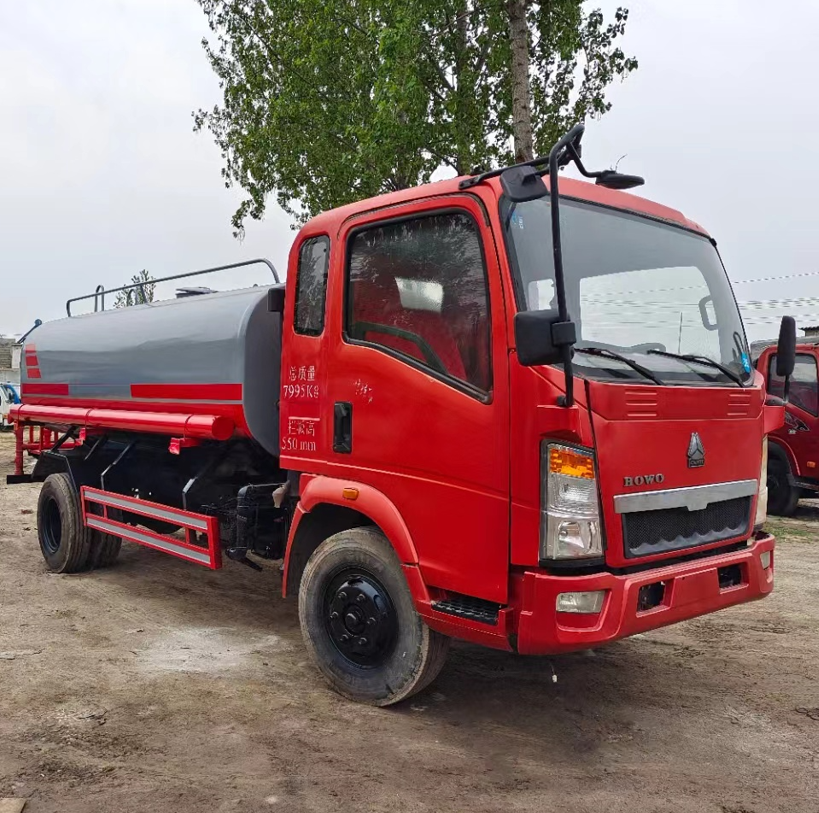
[557,270,819,302]
[732,270,819,285]
[740,297,819,310]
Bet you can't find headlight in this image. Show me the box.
[755,437,768,530]
[541,442,603,560]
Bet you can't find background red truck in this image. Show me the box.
[6,125,793,705]
[754,338,819,514]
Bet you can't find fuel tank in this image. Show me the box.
[21,286,283,454]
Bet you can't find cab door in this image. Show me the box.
[767,350,819,475]
[323,195,511,603]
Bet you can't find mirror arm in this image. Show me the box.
[566,142,595,179]
[547,124,585,407]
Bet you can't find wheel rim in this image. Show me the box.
[323,569,398,668]
[42,497,62,556]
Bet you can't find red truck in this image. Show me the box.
[754,338,819,514]
[7,125,794,705]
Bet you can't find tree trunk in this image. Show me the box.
[507,0,533,163]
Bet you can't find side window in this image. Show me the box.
[346,212,492,392]
[769,353,819,415]
[294,236,330,336]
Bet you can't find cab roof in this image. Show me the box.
[303,173,709,238]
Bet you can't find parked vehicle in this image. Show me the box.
[754,338,819,514]
[6,125,792,705]
[0,382,20,430]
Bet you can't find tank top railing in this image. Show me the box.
[94,285,105,312]
[66,258,280,317]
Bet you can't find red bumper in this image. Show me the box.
[515,535,774,655]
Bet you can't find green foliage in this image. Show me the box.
[195,0,637,232]
[114,270,156,308]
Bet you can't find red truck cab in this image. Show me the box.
[755,340,819,514]
[9,125,791,705]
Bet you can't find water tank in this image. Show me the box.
[21,286,283,454]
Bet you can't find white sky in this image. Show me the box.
[1,0,817,340]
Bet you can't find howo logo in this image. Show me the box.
[687,432,705,469]
[623,474,665,487]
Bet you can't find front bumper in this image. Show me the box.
[515,534,774,655]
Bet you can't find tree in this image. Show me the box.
[115,270,156,308]
[194,1,637,231]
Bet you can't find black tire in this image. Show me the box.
[768,456,799,516]
[88,532,122,569]
[298,527,449,706]
[37,473,93,573]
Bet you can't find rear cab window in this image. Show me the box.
[295,236,330,336]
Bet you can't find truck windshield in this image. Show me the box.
[502,196,753,385]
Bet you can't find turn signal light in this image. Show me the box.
[549,447,595,479]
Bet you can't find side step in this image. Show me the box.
[81,487,222,570]
[432,594,501,626]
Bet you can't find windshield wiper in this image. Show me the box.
[646,349,745,387]
[574,346,664,385]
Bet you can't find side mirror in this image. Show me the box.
[776,315,796,378]
[500,165,548,202]
[594,170,645,190]
[514,309,576,366]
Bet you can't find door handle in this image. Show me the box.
[333,402,353,453]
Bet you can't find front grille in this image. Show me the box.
[622,496,751,559]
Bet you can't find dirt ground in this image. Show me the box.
[0,432,818,812]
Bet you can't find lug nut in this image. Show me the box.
[356,594,366,604]
[357,637,368,646]
[340,634,350,642]
[338,591,347,601]
[367,617,376,626]
[330,611,339,620]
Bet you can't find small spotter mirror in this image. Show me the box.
[500,165,548,203]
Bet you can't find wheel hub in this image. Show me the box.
[325,571,397,667]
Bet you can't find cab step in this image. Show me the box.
[432,594,502,626]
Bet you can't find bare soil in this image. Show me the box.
[0,430,817,812]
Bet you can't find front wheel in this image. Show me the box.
[768,457,799,516]
[298,527,449,706]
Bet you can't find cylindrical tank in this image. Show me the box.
[21,286,283,455]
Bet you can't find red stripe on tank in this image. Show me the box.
[131,383,243,401]
[27,368,42,379]
[22,383,69,396]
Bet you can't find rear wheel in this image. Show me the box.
[88,532,122,569]
[298,527,449,706]
[768,456,799,516]
[37,473,93,573]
